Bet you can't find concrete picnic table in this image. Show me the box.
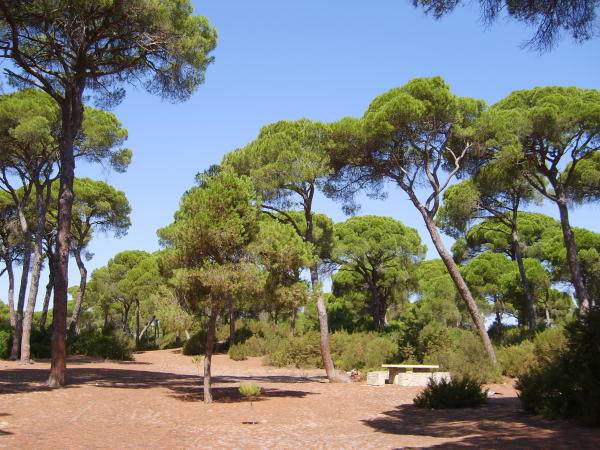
[376,364,448,386]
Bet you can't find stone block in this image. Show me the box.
[366,371,389,386]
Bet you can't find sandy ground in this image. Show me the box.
[1,348,599,449]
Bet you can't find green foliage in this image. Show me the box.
[156,331,184,350]
[497,341,535,378]
[516,308,600,425]
[30,327,53,358]
[330,331,398,371]
[0,328,12,359]
[265,331,323,368]
[239,382,261,397]
[182,330,208,356]
[422,327,500,382]
[413,376,488,409]
[67,329,134,361]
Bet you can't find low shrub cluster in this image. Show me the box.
[516,307,600,426]
[67,328,134,361]
[413,376,488,409]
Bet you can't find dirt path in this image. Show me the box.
[1,349,598,448]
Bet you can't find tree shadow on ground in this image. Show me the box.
[363,397,600,448]
[0,413,13,436]
[0,367,318,404]
[168,386,315,403]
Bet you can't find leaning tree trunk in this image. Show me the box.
[39,273,53,329]
[422,214,497,364]
[2,255,16,328]
[10,231,32,360]
[554,191,590,312]
[310,265,346,381]
[203,311,218,404]
[135,299,140,348]
[510,228,537,330]
[68,247,88,335]
[48,98,82,388]
[21,188,51,362]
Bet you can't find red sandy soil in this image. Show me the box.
[1,349,599,449]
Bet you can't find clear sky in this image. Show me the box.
[2,0,600,307]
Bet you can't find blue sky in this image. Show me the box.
[2,0,600,306]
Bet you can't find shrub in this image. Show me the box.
[0,328,11,359]
[157,331,183,350]
[413,376,488,409]
[239,382,261,397]
[67,328,134,360]
[423,328,500,382]
[265,331,322,368]
[30,326,52,358]
[497,340,535,378]
[330,331,397,371]
[516,307,600,426]
[182,330,207,355]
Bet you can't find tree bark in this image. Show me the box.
[310,265,345,381]
[511,228,537,330]
[68,247,88,335]
[21,187,51,362]
[48,98,82,388]
[2,256,16,328]
[10,231,31,360]
[138,315,156,340]
[39,271,53,329]
[203,311,218,404]
[422,214,497,364]
[555,192,590,312]
[135,299,140,348]
[228,300,235,348]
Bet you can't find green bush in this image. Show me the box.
[265,331,322,368]
[330,331,397,371]
[157,331,184,350]
[30,326,52,358]
[67,328,134,360]
[0,328,12,359]
[517,307,600,426]
[413,376,488,409]
[182,330,207,355]
[423,328,500,382]
[497,340,535,378]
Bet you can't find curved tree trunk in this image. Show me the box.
[10,231,31,360]
[555,193,590,312]
[510,228,537,330]
[422,214,497,364]
[68,247,88,335]
[203,311,218,404]
[135,299,140,348]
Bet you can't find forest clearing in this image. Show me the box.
[1,348,599,449]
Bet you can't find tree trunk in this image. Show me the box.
[135,299,140,348]
[203,311,218,404]
[555,193,590,312]
[228,300,235,348]
[367,278,386,331]
[511,228,537,330]
[138,315,156,340]
[68,247,88,335]
[39,272,53,329]
[3,256,16,328]
[310,265,345,381]
[48,99,82,388]
[10,231,31,360]
[21,187,51,362]
[290,307,297,332]
[422,214,497,364]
